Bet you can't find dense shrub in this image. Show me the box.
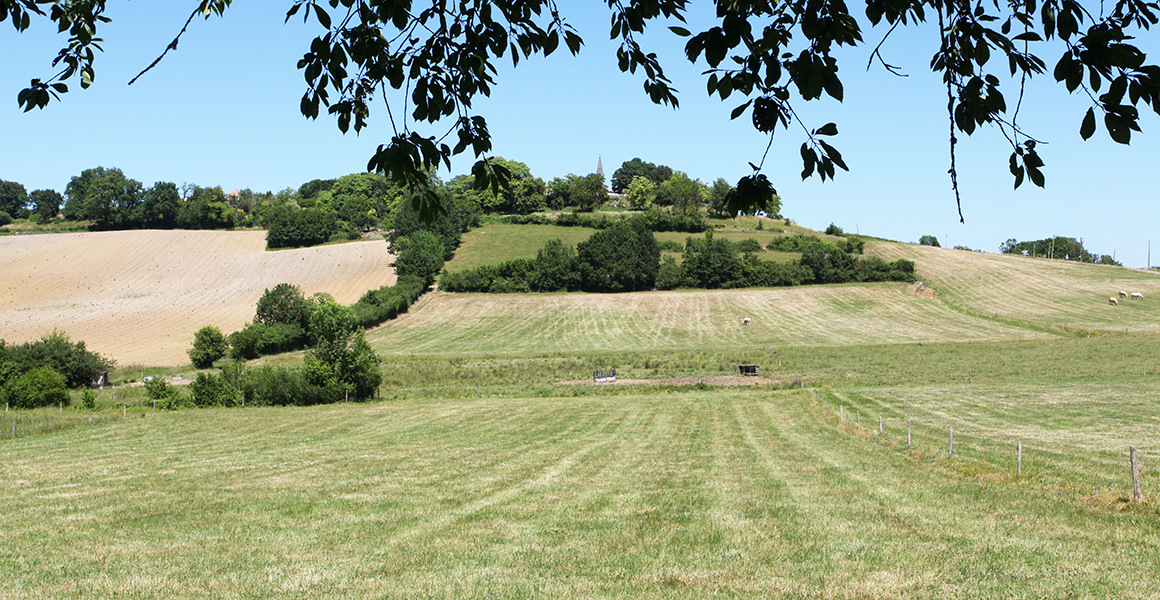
[240,365,341,406]
[389,186,478,260]
[393,230,446,286]
[576,221,659,292]
[655,256,684,290]
[0,210,11,226]
[189,371,242,407]
[266,208,340,249]
[736,238,764,253]
[657,240,684,253]
[682,232,739,289]
[0,330,113,389]
[531,239,579,292]
[5,367,69,409]
[825,223,844,236]
[144,377,182,404]
[228,322,308,361]
[638,207,709,233]
[188,326,228,368]
[255,283,313,329]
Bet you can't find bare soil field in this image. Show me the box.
[0,230,395,366]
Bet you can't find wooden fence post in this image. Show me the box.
[907,419,911,445]
[840,405,844,422]
[879,416,883,434]
[1131,446,1142,502]
[1017,441,1022,477]
[948,426,954,459]
[857,410,860,428]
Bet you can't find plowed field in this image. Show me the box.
[0,230,394,366]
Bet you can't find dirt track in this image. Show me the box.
[0,230,395,366]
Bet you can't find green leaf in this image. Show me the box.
[669,26,690,36]
[814,122,838,136]
[1079,107,1095,140]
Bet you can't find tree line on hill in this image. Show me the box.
[441,223,914,294]
[999,236,1120,265]
[2,155,774,246]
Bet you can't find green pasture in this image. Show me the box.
[446,224,596,272]
[4,385,1159,599]
[448,220,843,272]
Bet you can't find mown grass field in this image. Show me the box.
[4,379,1159,599]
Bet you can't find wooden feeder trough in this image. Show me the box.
[735,364,761,377]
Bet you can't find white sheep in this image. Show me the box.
[1132,292,1144,300]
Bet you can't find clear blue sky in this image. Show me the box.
[2,4,1158,267]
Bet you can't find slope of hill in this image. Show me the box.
[0,230,395,366]
[870,241,1160,332]
[366,284,1049,357]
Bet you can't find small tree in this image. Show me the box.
[188,326,228,369]
[919,235,941,247]
[81,388,97,412]
[625,176,656,210]
[255,283,312,329]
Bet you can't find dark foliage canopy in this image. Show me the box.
[7,0,1160,221]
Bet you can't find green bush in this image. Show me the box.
[143,377,181,403]
[189,372,242,407]
[255,283,313,329]
[576,221,660,292]
[657,240,684,253]
[6,367,69,409]
[188,326,228,369]
[682,231,738,289]
[655,256,684,290]
[736,238,764,253]
[0,210,11,226]
[393,230,446,286]
[531,239,579,292]
[265,208,340,249]
[0,330,113,389]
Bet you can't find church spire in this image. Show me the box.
[596,155,604,179]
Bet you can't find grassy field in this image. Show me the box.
[3,385,1159,599]
[8,222,1160,598]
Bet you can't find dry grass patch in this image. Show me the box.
[871,240,1160,332]
[0,230,395,366]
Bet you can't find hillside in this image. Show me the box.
[0,230,395,366]
[872,240,1160,331]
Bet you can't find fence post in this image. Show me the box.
[1131,446,1142,502]
[840,405,844,422]
[879,416,883,434]
[1017,441,1022,477]
[12,421,15,438]
[948,426,954,460]
[857,410,860,429]
[907,419,911,445]
[88,409,92,425]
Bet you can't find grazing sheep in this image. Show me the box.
[1132,292,1144,300]
[742,318,752,326]
[1120,290,1129,298]
[1110,297,1120,305]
